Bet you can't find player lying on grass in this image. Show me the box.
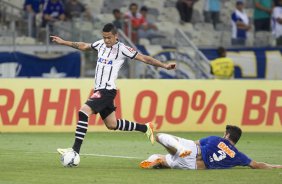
[50,23,176,158]
[140,125,282,170]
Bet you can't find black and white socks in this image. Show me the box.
[72,114,148,153]
[72,111,89,153]
[115,119,147,133]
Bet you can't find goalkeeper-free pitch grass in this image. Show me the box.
[0,132,281,184]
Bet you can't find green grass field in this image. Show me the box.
[0,132,282,184]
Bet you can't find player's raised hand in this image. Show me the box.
[50,35,65,45]
[165,63,176,70]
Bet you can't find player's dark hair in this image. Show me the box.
[112,9,120,14]
[103,23,117,34]
[129,3,138,9]
[217,47,226,57]
[236,1,244,6]
[225,125,242,144]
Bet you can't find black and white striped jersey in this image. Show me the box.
[90,39,138,90]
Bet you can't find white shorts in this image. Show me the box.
[165,138,198,170]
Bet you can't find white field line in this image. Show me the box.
[22,151,142,159]
[81,153,141,159]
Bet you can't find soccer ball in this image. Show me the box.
[60,150,80,167]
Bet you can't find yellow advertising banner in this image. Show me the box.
[0,79,282,132]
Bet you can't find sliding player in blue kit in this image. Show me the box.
[140,125,282,170]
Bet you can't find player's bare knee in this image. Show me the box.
[79,105,92,116]
[104,123,115,130]
[104,120,117,130]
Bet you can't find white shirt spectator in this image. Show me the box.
[272,6,282,38]
[231,9,249,39]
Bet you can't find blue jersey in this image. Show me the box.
[42,0,64,27]
[200,136,252,169]
[43,0,64,19]
[24,0,45,13]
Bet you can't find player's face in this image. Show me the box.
[114,12,121,19]
[130,5,138,15]
[102,32,118,48]
[236,3,244,11]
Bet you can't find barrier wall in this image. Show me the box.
[0,79,282,132]
[0,52,81,78]
[201,47,282,79]
[137,45,282,79]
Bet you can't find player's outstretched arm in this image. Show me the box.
[249,160,282,169]
[50,36,92,51]
[135,53,176,70]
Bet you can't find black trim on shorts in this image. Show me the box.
[100,106,117,120]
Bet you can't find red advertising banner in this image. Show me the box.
[0,79,281,132]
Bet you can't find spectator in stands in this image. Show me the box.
[253,0,274,32]
[24,0,45,14]
[210,47,234,79]
[23,0,45,37]
[203,0,221,29]
[176,0,198,24]
[42,0,65,28]
[112,9,124,30]
[272,0,282,46]
[231,0,251,46]
[64,0,93,21]
[124,3,145,44]
[138,6,163,40]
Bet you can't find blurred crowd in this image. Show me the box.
[24,0,93,23]
[112,3,164,44]
[23,0,163,44]
[176,0,282,46]
[22,0,282,46]
[23,0,93,37]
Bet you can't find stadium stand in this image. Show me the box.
[0,0,277,79]
[0,0,275,47]
[15,36,36,45]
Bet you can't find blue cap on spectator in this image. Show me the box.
[236,0,244,5]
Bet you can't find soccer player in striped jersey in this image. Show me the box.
[50,23,176,157]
